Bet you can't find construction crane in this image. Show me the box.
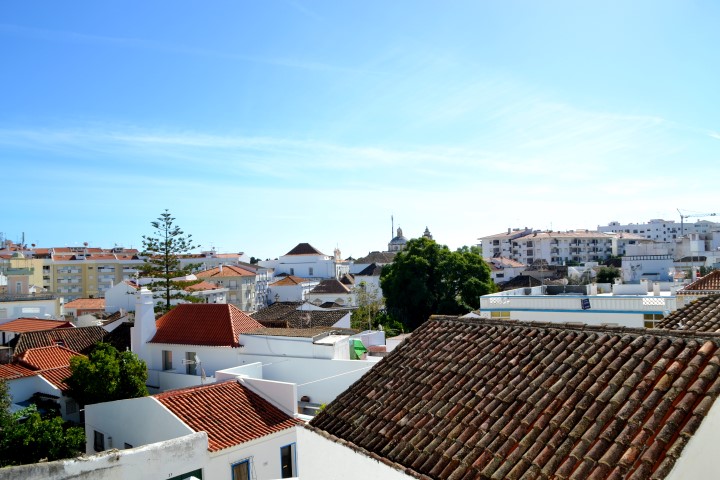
[677,209,718,235]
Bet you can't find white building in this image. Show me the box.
[85,379,301,480]
[478,228,649,266]
[598,217,720,253]
[477,280,682,329]
[260,243,348,280]
[484,256,526,284]
[268,275,319,303]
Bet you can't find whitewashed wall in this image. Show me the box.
[0,432,208,480]
[297,427,411,480]
[667,401,720,479]
[85,396,193,454]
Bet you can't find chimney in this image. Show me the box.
[219,264,223,273]
[589,283,598,295]
[131,287,156,366]
[640,278,649,292]
[653,282,660,296]
[507,228,511,234]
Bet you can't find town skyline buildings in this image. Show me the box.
[2,2,719,261]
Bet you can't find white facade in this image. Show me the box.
[0,297,61,321]
[103,281,138,313]
[268,278,319,303]
[0,432,209,480]
[599,218,720,256]
[84,390,299,480]
[479,282,680,328]
[260,247,348,280]
[297,427,411,480]
[479,228,648,266]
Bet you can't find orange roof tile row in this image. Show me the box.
[37,366,73,392]
[0,318,73,333]
[271,275,311,286]
[64,298,106,310]
[16,345,84,370]
[196,265,255,278]
[155,381,301,451]
[0,363,37,380]
[150,303,263,347]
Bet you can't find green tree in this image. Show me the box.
[596,266,621,284]
[380,238,495,331]
[351,281,384,331]
[140,209,201,314]
[0,380,84,467]
[65,343,148,407]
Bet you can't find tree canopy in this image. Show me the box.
[139,209,201,314]
[0,380,84,467]
[65,343,148,407]
[380,238,496,331]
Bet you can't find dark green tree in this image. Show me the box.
[380,238,496,331]
[65,343,148,407]
[140,209,201,314]
[0,380,85,467]
[596,266,621,284]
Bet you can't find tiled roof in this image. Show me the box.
[150,303,263,347]
[309,279,350,295]
[311,316,720,480]
[64,298,105,310]
[245,327,355,338]
[15,345,83,370]
[196,265,255,278]
[10,326,107,355]
[486,256,526,268]
[184,280,222,292]
[251,303,350,329]
[37,366,73,392]
[680,270,720,293]
[656,295,720,332]
[354,251,396,265]
[271,275,311,286]
[356,263,384,276]
[0,318,73,333]
[154,380,302,452]
[251,302,304,321]
[285,243,326,256]
[0,363,37,380]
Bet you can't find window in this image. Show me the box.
[94,431,105,452]
[289,268,294,276]
[162,350,173,370]
[490,311,511,318]
[232,460,250,480]
[66,399,78,415]
[643,313,664,328]
[186,352,197,375]
[281,444,297,478]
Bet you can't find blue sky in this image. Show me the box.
[1,1,718,260]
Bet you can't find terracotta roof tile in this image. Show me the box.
[155,380,302,452]
[37,366,73,391]
[354,251,396,265]
[0,363,37,380]
[150,303,263,347]
[310,317,720,480]
[10,326,107,355]
[251,302,350,329]
[183,280,222,292]
[309,279,350,295]
[244,327,355,338]
[656,295,720,332]
[680,271,720,292]
[0,318,73,333]
[63,298,105,310]
[271,275,312,286]
[15,345,84,370]
[196,265,255,278]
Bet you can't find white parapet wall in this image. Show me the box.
[0,432,209,480]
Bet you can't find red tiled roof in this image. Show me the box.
[311,316,720,480]
[16,345,84,370]
[37,366,73,392]
[0,363,37,380]
[656,294,720,332]
[184,281,221,292]
[681,270,720,292]
[196,265,255,278]
[150,303,263,347]
[309,279,350,295]
[155,380,301,452]
[64,298,105,310]
[0,318,73,333]
[272,275,311,286]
